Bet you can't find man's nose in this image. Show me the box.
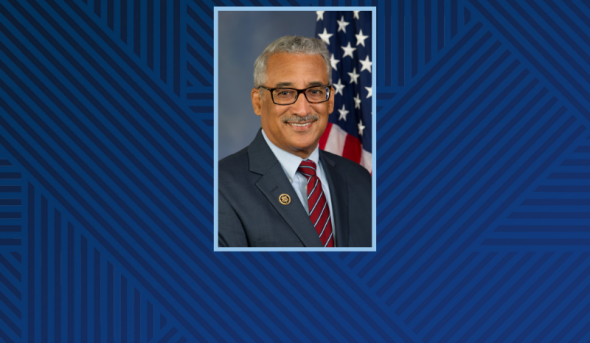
[291,93,312,115]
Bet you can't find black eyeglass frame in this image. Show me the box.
[258,85,332,105]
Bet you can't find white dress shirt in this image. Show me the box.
[261,130,336,242]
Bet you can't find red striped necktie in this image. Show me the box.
[297,160,334,247]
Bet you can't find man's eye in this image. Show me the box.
[277,91,292,96]
[308,88,324,95]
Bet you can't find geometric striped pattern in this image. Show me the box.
[371,0,590,341]
[22,185,184,342]
[485,136,590,246]
[0,0,589,342]
[0,163,190,341]
[0,159,22,343]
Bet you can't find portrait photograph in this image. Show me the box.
[215,9,376,250]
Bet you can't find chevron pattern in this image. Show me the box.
[0,0,589,342]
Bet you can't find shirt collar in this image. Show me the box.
[261,129,320,181]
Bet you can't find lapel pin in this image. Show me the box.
[279,194,291,205]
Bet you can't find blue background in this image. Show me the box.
[1,0,590,342]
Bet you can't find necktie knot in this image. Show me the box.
[298,160,317,178]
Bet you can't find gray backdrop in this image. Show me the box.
[218,11,316,160]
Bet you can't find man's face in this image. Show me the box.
[252,53,334,159]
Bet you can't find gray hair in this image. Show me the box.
[253,36,332,88]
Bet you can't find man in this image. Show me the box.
[218,36,371,247]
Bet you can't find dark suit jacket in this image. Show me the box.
[218,130,372,247]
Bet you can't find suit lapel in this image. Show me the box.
[320,151,350,247]
[249,131,323,247]
[255,165,323,247]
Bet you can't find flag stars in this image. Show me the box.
[360,55,372,73]
[333,78,345,96]
[355,29,369,47]
[330,53,340,71]
[318,28,333,45]
[338,104,349,121]
[337,15,350,33]
[348,68,360,84]
[354,94,361,109]
[341,42,356,58]
[314,12,371,171]
[358,120,365,136]
[316,11,325,21]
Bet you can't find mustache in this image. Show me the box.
[281,114,319,123]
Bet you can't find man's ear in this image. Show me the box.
[251,88,262,116]
[328,86,335,114]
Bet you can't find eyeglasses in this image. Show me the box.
[258,85,331,105]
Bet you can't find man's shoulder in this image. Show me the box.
[320,150,371,180]
[219,147,249,178]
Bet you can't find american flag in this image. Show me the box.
[316,11,372,173]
